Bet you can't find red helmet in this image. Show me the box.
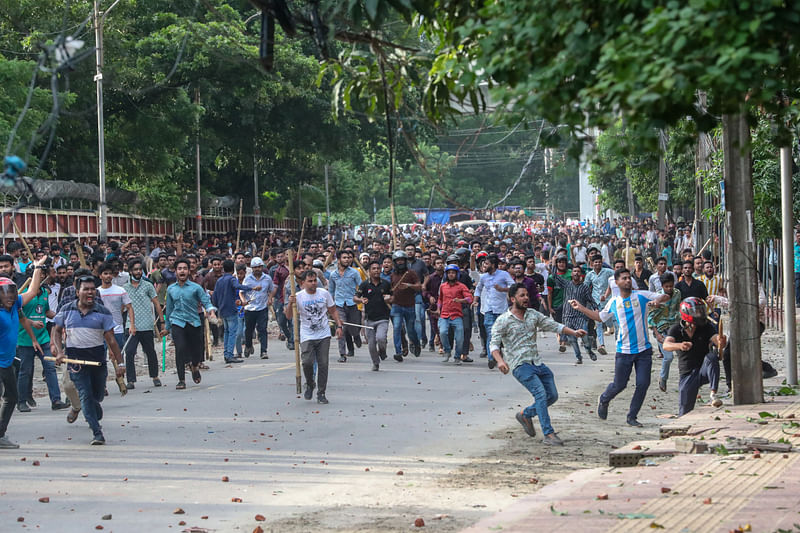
[679,297,707,325]
[476,251,488,260]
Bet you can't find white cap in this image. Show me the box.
[250,257,265,267]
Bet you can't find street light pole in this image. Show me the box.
[94,0,122,243]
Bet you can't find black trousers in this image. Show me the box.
[0,365,18,439]
[172,324,203,383]
[125,330,159,382]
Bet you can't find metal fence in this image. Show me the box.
[757,239,789,332]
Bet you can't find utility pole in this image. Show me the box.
[94,0,122,242]
[253,152,259,233]
[780,146,798,385]
[656,129,668,229]
[625,177,635,220]
[324,164,330,233]
[722,107,763,404]
[695,92,710,249]
[195,88,202,240]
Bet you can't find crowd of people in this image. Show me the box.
[0,215,772,449]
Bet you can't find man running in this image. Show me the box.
[389,251,422,362]
[212,259,260,364]
[570,268,669,427]
[123,258,164,389]
[490,283,587,445]
[475,254,514,369]
[585,255,614,355]
[285,270,343,404]
[647,273,682,392]
[328,250,362,362]
[0,257,47,448]
[53,273,126,445]
[163,258,218,389]
[241,257,274,359]
[662,297,726,414]
[355,261,392,371]
[437,264,473,364]
[551,265,596,363]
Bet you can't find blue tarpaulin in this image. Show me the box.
[425,210,451,225]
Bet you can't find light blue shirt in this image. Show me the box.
[584,267,614,306]
[165,281,216,329]
[243,272,274,311]
[476,269,514,314]
[328,266,361,307]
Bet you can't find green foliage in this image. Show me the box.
[321,208,371,225]
[375,205,416,225]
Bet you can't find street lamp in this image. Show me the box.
[94,0,122,242]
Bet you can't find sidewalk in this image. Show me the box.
[463,393,800,533]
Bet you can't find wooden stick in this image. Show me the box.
[43,356,101,367]
[18,277,32,292]
[697,237,712,256]
[75,241,88,268]
[330,320,374,330]
[12,219,33,259]
[261,237,268,259]
[298,217,307,252]
[235,198,244,253]
[287,250,302,395]
[204,314,213,361]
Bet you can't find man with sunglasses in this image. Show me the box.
[53,273,125,445]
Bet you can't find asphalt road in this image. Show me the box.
[0,332,649,532]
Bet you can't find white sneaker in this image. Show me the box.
[0,436,20,449]
[710,391,723,408]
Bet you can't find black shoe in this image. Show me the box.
[317,393,329,404]
[260,352,269,359]
[91,433,106,446]
[354,336,362,348]
[394,354,404,362]
[126,382,135,390]
[627,418,644,427]
[372,364,379,371]
[412,344,421,357]
[338,356,347,363]
[347,351,354,358]
[51,400,70,411]
[17,402,31,413]
[576,357,583,364]
[27,398,37,408]
[287,342,295,350]
[588,351,597,361]
[597,396,608,420]
[244,346,253,358]
[488,359,497,370]
[516,411,536,437]
[460,356,474,363]
[304,384,314,400]
[379,352,387,361]
[176,381,186,390]
[225,358,244,364]
[153,378,162,387]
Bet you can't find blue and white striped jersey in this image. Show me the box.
[599,291,661,354]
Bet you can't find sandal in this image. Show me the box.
[176,381,186,390]
[191,366,202,384]
[199,363,210,370]
[66,408,80,424]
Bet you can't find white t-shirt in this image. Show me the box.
[98,284,131,334]
[296,288,335,343]
[608,277,640,298]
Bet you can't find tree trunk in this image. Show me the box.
[721,107,763,405]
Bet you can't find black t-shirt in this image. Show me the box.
[356,279,392,321]
[675,277,708,300]
[667,322,717,377]
[631,268,652,290]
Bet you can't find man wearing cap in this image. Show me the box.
[0,257,48,448]
[241,257,275,359]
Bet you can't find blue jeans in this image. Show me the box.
[16,344,61,404]
[222,315,239,361]
[69,363,108,437]
[512,363,558,436]
[391,305,419,355]
[273,300,293,345]
[656,339,674,380]
[414,293,427,345]
[438,316,464,358]
[599,349,652,421]
[235,315,245,356]
[484,312,502,361]
[678,352,720,416]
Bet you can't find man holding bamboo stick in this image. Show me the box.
[53,273,125,445]
[285,270,343,405]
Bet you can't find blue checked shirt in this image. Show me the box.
[328,266,361,307]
